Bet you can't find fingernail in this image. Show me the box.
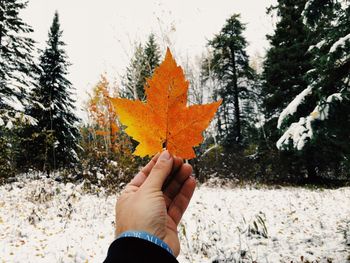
[159,150,171,160]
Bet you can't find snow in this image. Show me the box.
[33,101,49,111]
[277,93,343,150]
[179,184,350,263]
[5,120,13,129]
[0,110,37,128]
[0,177,112,263]
[1,176,350,263]
[23,115,38,126]
[110,161,118,167]
[277,86,313,129]
[315,40,326,49]
[301,0,312,25]
[70,149,79,161]
[311,93,343,121]
[330,33,350,53]
[277,116,313,150]
[308,40,326,52]
[2,96,24,112]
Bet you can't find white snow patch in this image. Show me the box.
[1,177,350,262]
[110,161,118,167]
[179,185,350,263]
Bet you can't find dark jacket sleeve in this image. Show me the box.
[103,237,179,263]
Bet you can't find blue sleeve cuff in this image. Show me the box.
[117,231,174,256]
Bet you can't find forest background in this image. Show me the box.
[1,0,350,189]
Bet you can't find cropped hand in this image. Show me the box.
[115,150,196,257]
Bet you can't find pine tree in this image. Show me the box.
[20,12,80,172]
[262,0,312,121]
[255,0,318,182]
[0,0,36,178]
[124,43,145,100]
[277,0,350,178]
[144,34,160,83]
[202,14,256,148]
[123,34,160,100]
[0,0,35,114]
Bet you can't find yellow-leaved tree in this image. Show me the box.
[79,75,137,191]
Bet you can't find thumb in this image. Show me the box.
[142,150,173,190]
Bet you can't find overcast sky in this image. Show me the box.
[22,0,277,118]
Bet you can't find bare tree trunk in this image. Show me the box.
[230,46,241,143]
[0,5,3,50]
[133,83,138,100]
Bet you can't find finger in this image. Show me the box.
[168,176,196,225]
[127,153,160,188]
[172,156,183,175]
[142,150,173,190]
[140,153,160,176]
[164,163,192,208]
[161,156,183,191]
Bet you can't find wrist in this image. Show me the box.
[117,230,174,256]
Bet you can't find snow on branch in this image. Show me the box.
[310,93,342,120]
[0,110,38,129]
[308,40,326,52]
[301,0,313,25]
[277,86,313,129]
[33,101,50,111]
[2,96,25,112]
[329,33,350,53]
[277,93,343,150]
[277,116,313,150]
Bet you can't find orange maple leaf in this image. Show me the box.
[110,48,221,159]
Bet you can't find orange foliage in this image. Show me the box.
[110,49,221,159]
[87,75,120,152]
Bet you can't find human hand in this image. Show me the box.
[115,150,196,257]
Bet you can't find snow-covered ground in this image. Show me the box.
[1,177,350,263]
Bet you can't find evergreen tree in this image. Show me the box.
[144,34,160,83]
[255,0,318,182]
[203,14,256,147]
[0,0,36,178]
[277,0,350,179]
[262,0,312,121]
[0,0,36,114]
[123,34,160,100]
[124,43,145,100]
[20,12,80,172]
